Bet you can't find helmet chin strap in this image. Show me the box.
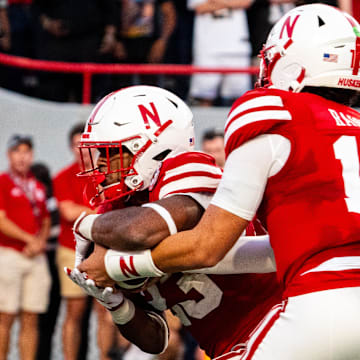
[102,181,126,200]
[83,171,142,208]
[83,170,106,208]
[91,181,141,208]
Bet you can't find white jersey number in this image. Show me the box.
[146,273,223,326]
[333,136,360,214]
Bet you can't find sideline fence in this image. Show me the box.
[0,52,259,104]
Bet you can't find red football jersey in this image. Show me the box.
[149,151,222,201]
[145,152,281,358]
[142,272,281,358]
[353,0,360,23]
[225,88,360,297]
[53,162,90,249]
[0,172,48,252]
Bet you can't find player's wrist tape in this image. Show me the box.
[110,298,135,325]
[141,203,177,235]
[105,249,165,281]
[78,214,100,240]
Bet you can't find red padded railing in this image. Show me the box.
[0,53,259,104]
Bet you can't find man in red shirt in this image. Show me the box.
[0,134,50,360]
[53,123,113,360]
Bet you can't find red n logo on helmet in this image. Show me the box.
[138,103,161,129]
[280,15,300,39]
[119,256,140,278]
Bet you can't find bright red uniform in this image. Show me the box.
[352,0,360,22]
[149,151,222,201]
[53,162,88,250]
[0,172,48,252]
[143,151,281,359]
[143,272,280,359]
[225,88,360,298]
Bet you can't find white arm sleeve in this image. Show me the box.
[211,134,291,220]
[185,235,276,274]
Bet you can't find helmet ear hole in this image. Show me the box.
[152,149,172,161]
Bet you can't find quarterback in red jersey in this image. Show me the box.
[67,85,281,358]
[86,5,360,359]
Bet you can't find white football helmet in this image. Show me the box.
[258,4,360,92]
[79,85,194,207]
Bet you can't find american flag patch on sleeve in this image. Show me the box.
[323,53,338,63]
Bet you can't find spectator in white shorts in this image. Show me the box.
[0,134,51,360]
[188,0,253,106]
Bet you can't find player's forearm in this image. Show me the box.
[185,235,277,274]
[151,229,220,273]
[90,196,203,251]
[116,308,168,354]
[104,235,274,282]
[92,207,170,251]
[103,205,247,279]
[152,205,247,273]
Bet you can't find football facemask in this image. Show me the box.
[78,85,195,207]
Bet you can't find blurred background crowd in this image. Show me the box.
[0,1,358,360]
[0,0,355,107]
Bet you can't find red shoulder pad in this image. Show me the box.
[149,152,223,201]
[225,89,293,158]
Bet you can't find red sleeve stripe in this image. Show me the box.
[159,176,220,199]
[225,105,286,134]
[226,95,285,131]
[163,162,222,182]
[161,171,222,187]
[224,110,292,147]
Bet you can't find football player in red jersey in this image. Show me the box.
[78,5,360,359]
[66,85,281,359]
